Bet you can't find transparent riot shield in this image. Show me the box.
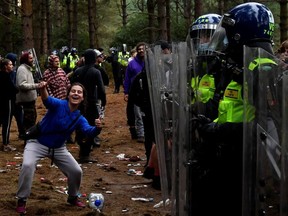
[243,46,288,215]
[145,45,174,202]
[170,42,191,216]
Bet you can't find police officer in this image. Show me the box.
[189,13,223,120]
[196,3,276,216]
[62,47,79,74]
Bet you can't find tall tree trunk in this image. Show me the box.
[194,0,202,21]
[65,0,72,48]
[40,0,47,55]
[166,0,171,42]
[279,0,288,43]
[147,0,156,43]
[21,0,34,50]
[157,0,167,41]
[54,0,61,28]
[72,0,78,48]
[32,0,41,54]
[46,0,51,52]
[183,0,192,31]
[218,0,224,15]
[3,0,12,52]
[121,0,128,26]
[88,0,96,48]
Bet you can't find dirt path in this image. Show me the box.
[0,86,171,216]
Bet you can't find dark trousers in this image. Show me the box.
[76,102,99,158]
[13,103,24,136]
[112,64,123,92]
[142,114,154,162]
[0,99,14,145]
[18,101,37,131]
[126,97,135,127]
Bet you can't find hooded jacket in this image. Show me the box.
[71,49,106,106]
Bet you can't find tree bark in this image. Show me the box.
[2,0,12,52]
[157,0,167,41]
[72,0,78,48]
[147,0,156,43]
[65,0,72,48]
[88,0,95,48]
[279,0,288,43]
[21,0,34,50]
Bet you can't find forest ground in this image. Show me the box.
[0,85,171,216]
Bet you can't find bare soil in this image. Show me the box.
[0,86,171,216]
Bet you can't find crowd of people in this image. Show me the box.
[0,1,287,215]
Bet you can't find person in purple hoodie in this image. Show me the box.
[123,42,146,143]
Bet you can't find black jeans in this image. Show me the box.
[77,102,99,158]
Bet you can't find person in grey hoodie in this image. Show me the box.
[16,52,45,139]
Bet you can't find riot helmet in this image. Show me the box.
[60,46,69,54]
[189,13,221,56]
[71,47,77,54]
[51,49,58,56]
[209,2,275,64]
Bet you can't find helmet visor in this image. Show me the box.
[208,17,229,53]
[190,29,216,56]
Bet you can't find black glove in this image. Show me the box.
[197,114,212,124]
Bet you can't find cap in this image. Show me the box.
[94,49,102,58]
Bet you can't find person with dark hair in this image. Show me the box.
[124,42,146,143]
[6,52,25,140]
[70,49,106,162]
[16,82,102,214]
[0,59,19,151]
[16,52,46,142]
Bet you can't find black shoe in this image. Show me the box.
[143,167,155,179]
[77,157,98,164]
[152,176,161,190]
[129,127,138,140]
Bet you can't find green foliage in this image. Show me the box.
[112,13,149,48]
[170,16,189,42]
[0,0,284,57]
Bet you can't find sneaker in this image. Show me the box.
[137,136,145,143]
[16,199,26,214]
[67,196,86,207]
[3,145,16,152]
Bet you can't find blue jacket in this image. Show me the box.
[123,55,144,94]
[37,96,99,148]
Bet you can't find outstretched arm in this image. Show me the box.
[38,81,48,101]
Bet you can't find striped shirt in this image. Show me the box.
[43,68,71,99]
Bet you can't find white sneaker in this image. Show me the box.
[3,145,16,152]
